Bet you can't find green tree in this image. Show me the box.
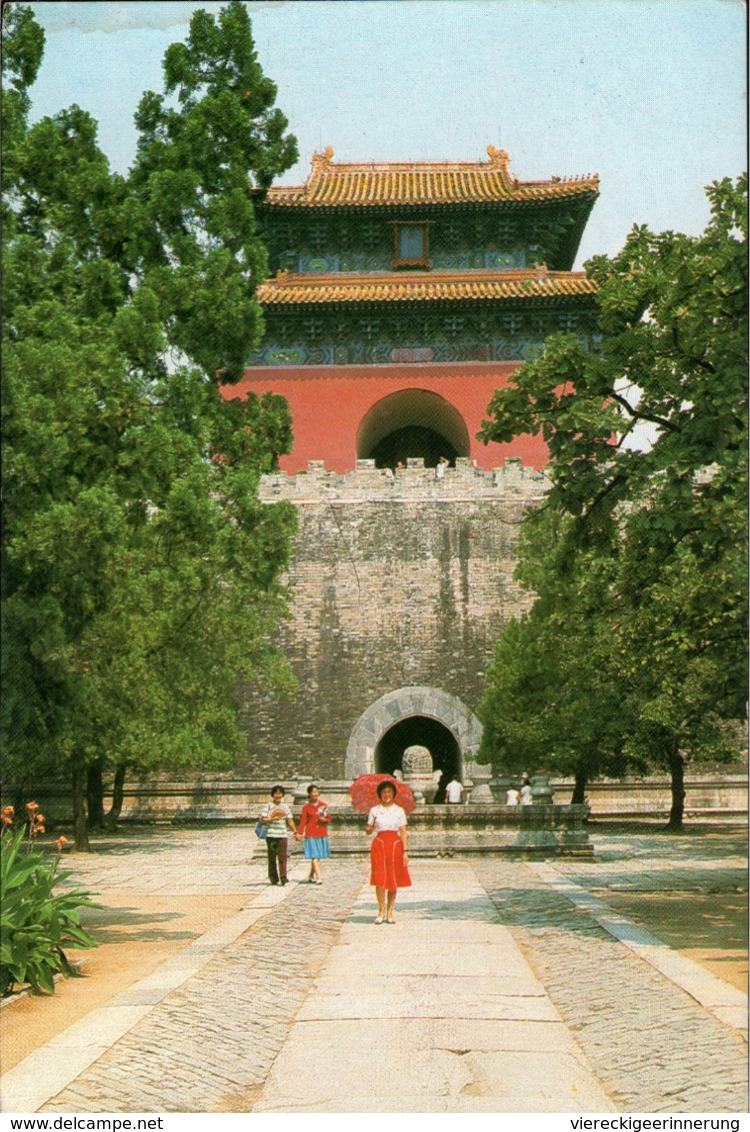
[611,476,747,825]
[129,0,297,382]
[2,3,299,848]
[480,176,748,827]
[478,510,641,803]
[0,2,43,200]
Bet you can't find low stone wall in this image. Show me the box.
[16,774,746,846]
[318,803,593,857]
[105,774,746,823]
[554,777,748,819]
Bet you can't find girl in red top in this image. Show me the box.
[295,784,331,884]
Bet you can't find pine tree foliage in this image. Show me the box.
[1,3,299,845]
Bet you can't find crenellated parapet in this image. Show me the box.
[259,456,550,503]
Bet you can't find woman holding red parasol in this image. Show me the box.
[364,779,412,923]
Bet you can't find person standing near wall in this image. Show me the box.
[445,776,464,804]
[295,783,331,884]
[260,785,296,885]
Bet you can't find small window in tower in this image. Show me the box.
[399,226,424,259]
[391,222,431,269]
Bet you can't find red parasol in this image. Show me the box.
[348,774,416,815]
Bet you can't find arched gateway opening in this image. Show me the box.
[345,686,482,802]
[375,716,460,803]
[356,390,470,469]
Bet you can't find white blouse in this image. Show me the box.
[367,803,407,832]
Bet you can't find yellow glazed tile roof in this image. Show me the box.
[257,267,597,305]
[266,147,599,208]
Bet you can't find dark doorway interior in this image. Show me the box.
[369,426,458,470]
[374,715,461,803]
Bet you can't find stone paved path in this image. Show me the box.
[41,860,366,1113]
[251,860,614,1112]
[0,826,747,1113]
[475,859,747,1113]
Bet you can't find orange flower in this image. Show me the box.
[36,826,46,835]
[34,813,45,825]
[2,806,13,817]
[55,836,68,851]
[26,801,38,812]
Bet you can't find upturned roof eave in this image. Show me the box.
[257,283,599,308]
[255,191,600,214]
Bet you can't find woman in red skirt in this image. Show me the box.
[365,780,411,924]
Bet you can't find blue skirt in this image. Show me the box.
[304,837,330,860]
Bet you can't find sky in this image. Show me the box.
[23,0,748,267]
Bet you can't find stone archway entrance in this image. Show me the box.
[375,717,460,803]
[345,687,482,798]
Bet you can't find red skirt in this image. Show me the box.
[370,830,412,891]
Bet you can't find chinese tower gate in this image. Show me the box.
[226,148,600,796]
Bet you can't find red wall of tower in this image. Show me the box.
[223,360,548,474]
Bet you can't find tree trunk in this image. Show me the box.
[72,762,91,851]
[665,743,685,831]
[87,762,105,830]
[106,762,127,828]
[571,772,587,805]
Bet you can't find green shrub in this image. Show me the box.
[0,826,99,996]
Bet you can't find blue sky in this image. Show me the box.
[26,0,747,266]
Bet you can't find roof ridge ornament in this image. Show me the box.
[311,146,335,173]
[486,145,510,168]
[486,145,518,187]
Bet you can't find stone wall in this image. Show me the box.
[23,774,748,828]
[235,458,547,781]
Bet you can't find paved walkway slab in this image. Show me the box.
[252,861,614,1112]
[1,826,745,1114]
